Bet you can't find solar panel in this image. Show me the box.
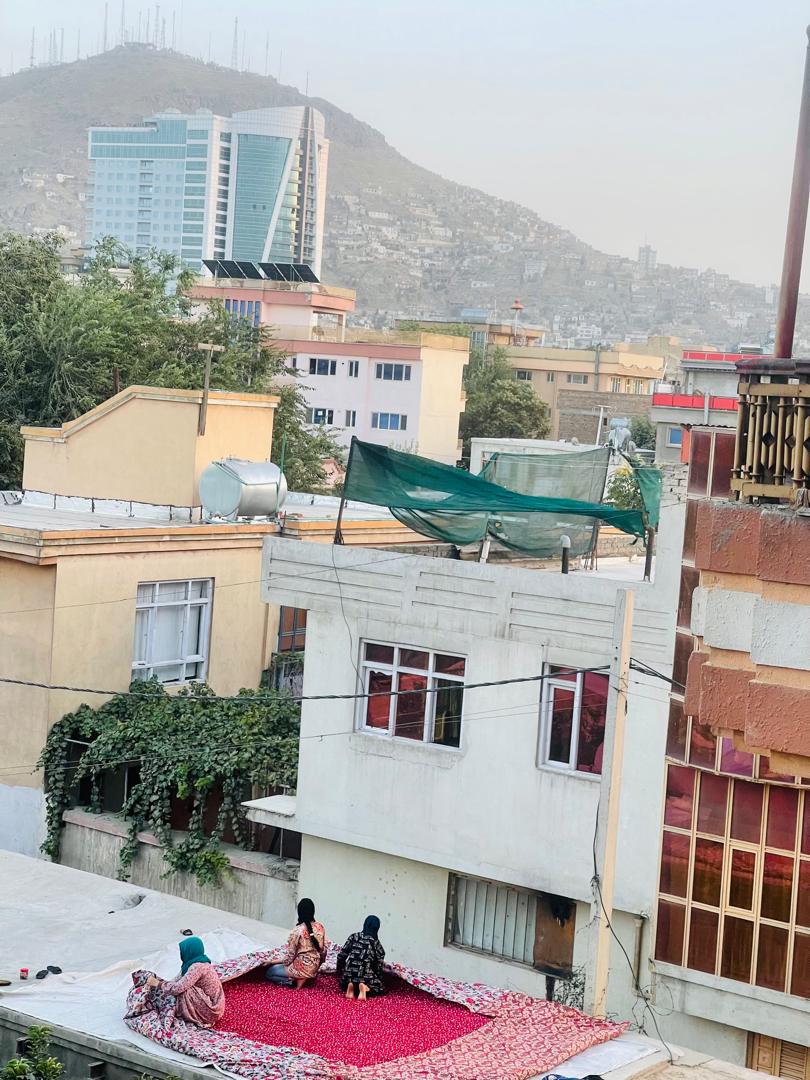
[258,262,285,281]
[292,263,320,283]
[202,259,221,276]
[236,261,263,279]
[220,260,245,279]
[257,262,318,283]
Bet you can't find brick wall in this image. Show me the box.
[556,390,653,443]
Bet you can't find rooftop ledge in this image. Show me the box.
[244,794,297,830]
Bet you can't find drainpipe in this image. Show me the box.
[775,26,810,359]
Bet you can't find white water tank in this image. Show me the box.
[199,458,287,519]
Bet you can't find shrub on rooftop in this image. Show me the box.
[38,679,299,887]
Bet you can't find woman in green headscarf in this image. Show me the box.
[145,937,225,1028]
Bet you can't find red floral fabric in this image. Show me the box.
[124,945,627,1080]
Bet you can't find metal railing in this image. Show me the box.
[732,358,810,500]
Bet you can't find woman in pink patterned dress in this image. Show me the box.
[146,937,225,1028]
[265,898,327,989]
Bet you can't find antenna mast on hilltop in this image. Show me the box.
[171,10,176,49]
[103,3,109,51]
[29,27,35,68]
[76,28,81,60]
[230,16,238,69]
[120,1,126,44]
[264,32,269,77]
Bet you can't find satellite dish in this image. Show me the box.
[199,458,287,519]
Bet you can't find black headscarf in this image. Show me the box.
[297,897,320,950]
[363,915,381,939]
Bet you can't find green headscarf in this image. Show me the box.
[179,936,211,975]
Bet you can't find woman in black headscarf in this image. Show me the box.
[336,915,386,1000]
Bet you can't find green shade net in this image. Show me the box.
[619,453,662,529]
[341,440,650,549]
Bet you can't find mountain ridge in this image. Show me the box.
[0,45,793,348]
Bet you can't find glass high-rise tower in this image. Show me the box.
[86,106,328,275]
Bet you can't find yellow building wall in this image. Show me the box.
[0,543,273,797]
[0,561,56,790]
[22,388,278,507]
[416,346,469,463]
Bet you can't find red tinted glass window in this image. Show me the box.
[759,757,795,784]
[394,673,427,741]
[766,787,799,851]
[697,772,729,836]
[791,933,810,997]
[660,832,690,897]
[729,849,756,910]
[277,607,307,652]
[655,900,685,966]
[720,916,754,982]
[576,673,608,774]
[731,781,764,844]
[664,765,695,829]
[687,907,719,974]
[692,838,723,906]
[756,924,788,992]
[761,853,793,922]
[688,431,712,496]
[719,738,754,778]
[365,670,392,729]
[683,499,698,563]
[548,686,575,765]
[666,699,687,762]
[690,721,718,770]
[710,433,736,499]
[677,566,700,632]
[673,631,694,693]
[797,861,810,928]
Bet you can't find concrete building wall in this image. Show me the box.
[416,344,468,463]
[0,542,272,856]
[298,834,652,1022]
[22,387,278,507]
[60,810,297,926]
[259,512,683,912]
[556,390,654,443]
[0,560,55,855]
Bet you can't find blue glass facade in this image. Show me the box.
[231,134,291,262]
[88,107,326,274]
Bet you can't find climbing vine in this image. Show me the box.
[38,680,300,887]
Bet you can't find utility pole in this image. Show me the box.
[775,26,810,359]
[585,588,633,1018]
[196,343,225,436]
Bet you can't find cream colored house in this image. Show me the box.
[504,345,664,438]
[189,277,469,464]
[0,386,282,858]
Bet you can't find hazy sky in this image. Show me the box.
[3,0,810,286]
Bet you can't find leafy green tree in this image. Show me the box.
[605,466,644,510]
[0,233,341,492]
[1,1027,62,1080]
[459,348,550,459]
[629,415,656,450]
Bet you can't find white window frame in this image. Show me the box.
[371,412,407,431]
[667,426,684,448]
[345,409,357,427]
[309,358,336,376]
[306,407,334,425]
[538,667,607,778]
[566,373,588,385]
[132,579,212,685]
[516,369,533,381]
[611,377,621,393]
[375,362,412,381]
[348,360,359,377]
[357,640,466,749]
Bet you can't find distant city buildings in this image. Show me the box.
[86,106,328,274]
[638,243,657,275]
